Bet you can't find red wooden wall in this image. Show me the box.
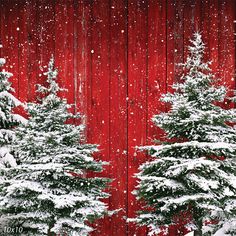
[0,0,235,235]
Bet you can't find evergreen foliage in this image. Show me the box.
[0,56,26,168]
[0,57,109,236]
[134,33,236,236]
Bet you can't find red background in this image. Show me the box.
[0,0,235,235]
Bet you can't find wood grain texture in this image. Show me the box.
[89,0,111,235]
[127,0,148,235]
[0,1,235,235]
[109,0,128,235]
[1,0,19,97]
[17,0,28,102]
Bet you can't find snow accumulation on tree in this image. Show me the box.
[0,56,110,236]
[133,33,236,236]
[0,56,26,169]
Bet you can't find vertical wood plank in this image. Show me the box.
[208,0,219,77]
[184,0,201,61]
[75,1,91,125]
[0,0,2,58]
[88,0,111,235]
[55,0,74,105]
[234,0,236,107]
[37,0,55,86]
[127,0,148,235]
[166,0,175,95]
[218,0,235,108]
[1,0,19,97]
[147,0,167,144]
[109,0,128,235]
[201,0,210,58]
[183,0,194,62]
[26,0,38,102]
[18,0,28,102]
[174,0,184,81]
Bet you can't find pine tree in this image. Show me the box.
[0,57,109,236]
[134,33,236,236]
[0,56,26,168]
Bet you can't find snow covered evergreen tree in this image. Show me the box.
[0,56,109,236]
[0,56,26,168]
[134,33,236,236]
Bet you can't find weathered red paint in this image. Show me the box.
[0,1,235,235]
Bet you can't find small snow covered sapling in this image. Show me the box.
[134,32,236,236]
[0,56,26,168]
[0,56,110,236]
